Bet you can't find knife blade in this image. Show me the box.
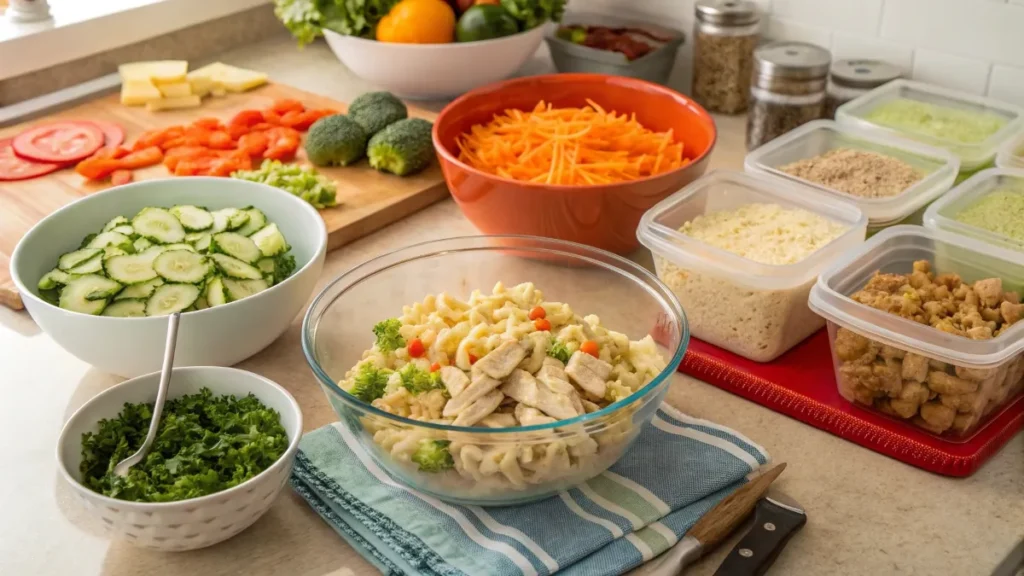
[645,463,787,576]
[712,490,807,576]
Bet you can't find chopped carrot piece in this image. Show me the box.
[193,117,224,130]
[237,132,268,157]
[271,98,304,115]
[118,146,163,169]
[580,340,600,357]
[230,109,264,128]
[207,131,234,150]
[110,170,134,186]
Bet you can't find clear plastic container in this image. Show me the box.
[996,130,1024,170]
[745,120,960,233]
[923,168,1024,252]
[809,225,1024,439]
[836,79,1024,174]
[824,59,902,120]
[637,170,867,362]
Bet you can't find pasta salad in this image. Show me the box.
[339,282,668,493]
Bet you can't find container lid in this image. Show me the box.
[745,120,960,227]
[830,59,902,90]
[695,0,759,26]
[835,79,1024,173]
[996,129,1024,170]
[754,41,831,80]
[636,170,867,291]
[809,225,1024,368]
[923,168,1024,252]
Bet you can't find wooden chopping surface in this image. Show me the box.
[0,83,449,310]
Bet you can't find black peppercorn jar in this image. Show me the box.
[746,41,831,150]
[825,59,902,119]
[693,0,761,115]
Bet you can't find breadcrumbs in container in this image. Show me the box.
[638,170,867,362]
[692,0,761,115]
[810,225,1024,437]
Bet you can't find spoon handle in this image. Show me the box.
[140,313,181,453]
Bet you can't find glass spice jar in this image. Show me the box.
[825,59,902,119]
[746,41,831,150]
[692,0,761,115]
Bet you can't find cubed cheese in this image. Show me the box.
[120,80,163,106]
[119,60,188,84]
[211,86,227,97]
[156,82,192,98]
[186,72,215,98]
[190,61,268,93]
[145,95,202,112]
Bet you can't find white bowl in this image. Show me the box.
[323,25,547,100]
[57,366,303,551]
[10,177,327,378]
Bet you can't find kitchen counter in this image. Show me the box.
[2,35,1021,576]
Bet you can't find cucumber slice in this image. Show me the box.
[60,275,121,314]
[250,223,289,257]
[234,207,267,237]
[227,211,250,230]
[185,232,212,252]
[104,253,159,285]
[194,295,210,310]
[132,207,186,243]
[103,246,129,258]
[114,277,164,300]
[256,258,275,274]
[211,208,243,233]
[102,216,129,232]
[87,231,133,251]
[205,276,228,307]
[133,237,154,253]
[212,232,262,264]
[145,283,200,316]
[153,250,210,283]
[263,274,275,287]
[102,299,147,317]
[68,253,104,275]
[111,225,136,237]
[162,243,197,253]
[40,288,60,306]
[170,205,214,231]
[210,253,263,280]
[38,269,72,291]
[223,277,269,301]
[58,248,102,271]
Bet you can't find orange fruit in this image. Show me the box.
[376,0,456,44]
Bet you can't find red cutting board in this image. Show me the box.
[678,330,1024,477]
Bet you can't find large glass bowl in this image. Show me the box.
[301,236,689,506]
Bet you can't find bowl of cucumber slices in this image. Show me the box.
[10,177,328,378]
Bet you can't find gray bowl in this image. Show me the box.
[545,13,684,85]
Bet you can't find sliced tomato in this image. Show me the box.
[91,120,126,148]
[110,170,134,186]
[0,138,60,181]
[12,121,105,163]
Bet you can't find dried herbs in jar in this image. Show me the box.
[747,41,831,150]
[692,0,761,115]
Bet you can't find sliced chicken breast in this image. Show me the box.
[443,373,502,417]
[453,390,504,426]
[474,340,528,380]
[515,403,557,426]
[440,366,470,397]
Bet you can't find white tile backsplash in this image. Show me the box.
[574,0,1024,103]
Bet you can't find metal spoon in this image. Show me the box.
[113,312,181,478]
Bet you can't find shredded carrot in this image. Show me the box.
[456,100,688,185]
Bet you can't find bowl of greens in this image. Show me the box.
[9,177,327,378]
[56,366,303,551]
[274,0,564,100]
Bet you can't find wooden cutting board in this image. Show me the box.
[0,83,450,310]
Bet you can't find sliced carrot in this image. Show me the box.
[580,340,600,357]
[207,131,234,150]
[227,123,251,140]
[230,109,264,127]
[118,146,163,169]
[271,98,304,115]
[193,117,224,130]
[262,110,284,126]
[237,132,268,157]
[110,170,134,186]
[75,158,120,180]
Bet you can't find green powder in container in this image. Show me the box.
[954,188,1024,243]
[864,98,1008,144]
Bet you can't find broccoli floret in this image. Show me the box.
[367,118,435,177]
[349,91,405,114]
[372,318,405,352]
[350,363,391,402]
[350,101,408,136]
[398,363,445,395]
[548,338,571,364]
[411,439,454,472]
[304,114,368,167]
[272,253,296,284]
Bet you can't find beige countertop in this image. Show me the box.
[1,34,1021,576]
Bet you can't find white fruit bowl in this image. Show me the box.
[57,366,303,551]
[323,24,547,100]
[9,177,327,378]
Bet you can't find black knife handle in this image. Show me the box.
[712,498,807,576]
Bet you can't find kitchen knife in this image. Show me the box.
[712,491,807,576]
[646,463,787,576]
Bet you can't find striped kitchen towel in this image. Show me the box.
[290,404,770,576]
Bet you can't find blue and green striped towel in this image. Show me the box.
[290,404,770,576]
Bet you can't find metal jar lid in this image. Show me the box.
[753,41,832,80]
[695,0,760,26]
[830,59,902,90]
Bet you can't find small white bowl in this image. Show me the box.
[57,366,303,551]
[323,25,547,100]
[10,177,327,378]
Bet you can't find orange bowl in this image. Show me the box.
[432,73,717,254]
